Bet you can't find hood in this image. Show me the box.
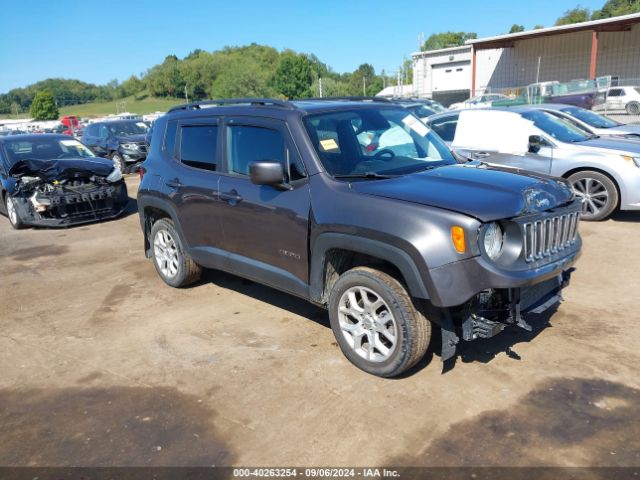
[350,162,574,222]
[115,134,146,143]
[577,136,640,155]
[607,124,640,136]
[8,157,115,181]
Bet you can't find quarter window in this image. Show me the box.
[179,125,218,171]
[164,120,177,156]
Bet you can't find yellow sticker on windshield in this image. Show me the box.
[320,139,339,151]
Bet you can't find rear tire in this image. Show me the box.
[626,101,640,115]
[328,267,431,377]
[5,195,25,229]
[150,218,202,287]
[568,170,618,221]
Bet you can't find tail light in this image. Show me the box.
[366,143,379,152]
[139,166,146,180]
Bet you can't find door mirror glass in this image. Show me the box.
[528,135,543,153]
[249,161,286,188]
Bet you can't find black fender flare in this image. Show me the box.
[137,195,191,257]
[309,232,430,304]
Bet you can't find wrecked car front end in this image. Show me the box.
[7,158,128,227]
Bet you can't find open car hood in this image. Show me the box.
[350,162,575,222]
[8,157,115,180]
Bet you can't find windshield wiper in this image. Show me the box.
[333,172,396,180]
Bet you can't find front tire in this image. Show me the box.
[626,101,640,115]
[328,267,431,377]
[111,152,126,174]
[568,171,618,221]
[150,218,202,287]
[5,195,25,229]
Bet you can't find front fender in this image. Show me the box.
[309,232,432,304]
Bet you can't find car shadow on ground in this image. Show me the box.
[0,386,234,467]
[610,210,640,223]
[197,268,559,378]
[384,376,640,471]
[198,269,330,330]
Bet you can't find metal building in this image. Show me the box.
[469,12,640,96]
[412,45,472,105]
[411,12,640,102]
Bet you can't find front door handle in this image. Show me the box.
[220,190,242,205]
[473,151,491,159]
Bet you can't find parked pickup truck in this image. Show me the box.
[493,80,602,110]
[137,98,582,377]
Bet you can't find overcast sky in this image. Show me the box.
[0,0,606,92]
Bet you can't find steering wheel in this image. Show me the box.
[373,149,395,160]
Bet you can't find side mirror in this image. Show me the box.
[528,135,543,154]
[249,161,290,190]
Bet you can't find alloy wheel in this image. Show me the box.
[153,229,180,279]
[572,177,609,217]
[6,197,18,225]
[337,286,398,362]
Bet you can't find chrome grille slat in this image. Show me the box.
[523,211,580,263]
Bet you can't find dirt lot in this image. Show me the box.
[1,175,639,468]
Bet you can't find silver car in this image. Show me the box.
[524,103,640,139]
[427,107,640,221]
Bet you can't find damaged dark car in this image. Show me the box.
[0,134,128,229]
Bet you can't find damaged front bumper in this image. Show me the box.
[11,179,128,227]
[440,270,573,362]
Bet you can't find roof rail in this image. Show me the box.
[168,98,296,113]
[301,96,391,103]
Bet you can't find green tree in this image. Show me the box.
[121,75,144,97]
[592,0,640,19]
[272,53,314,99]
[533,24,545,29]
[29,91,59,120]
[509,24,525,33]
[555,7,591,25]
[208,57,274,98]
[422,31,477,51]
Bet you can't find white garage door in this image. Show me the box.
[431,61,470,92]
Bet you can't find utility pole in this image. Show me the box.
[319,77,323,98]
[184,85,189,104]
[363,76,367,96]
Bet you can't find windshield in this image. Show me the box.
[106,121,149,136]
[560,106,621,129]
[303,107,456,177]
[2,137,95,167]
[521,110,590,143]
[406,104,437,118]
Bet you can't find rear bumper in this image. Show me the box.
[427,244,581,307]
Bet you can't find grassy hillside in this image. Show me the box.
[59,95,183,118]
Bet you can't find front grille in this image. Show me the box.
[523,211,580,262]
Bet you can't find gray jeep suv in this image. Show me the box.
[137,98,582,377]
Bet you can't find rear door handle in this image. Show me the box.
[166,179,183,188]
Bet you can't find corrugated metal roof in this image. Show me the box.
[467,12,640,48]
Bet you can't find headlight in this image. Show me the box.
[121,143,138,150]
[106,165,123,182]
[483,222,504,260]
[621,155,640,168]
